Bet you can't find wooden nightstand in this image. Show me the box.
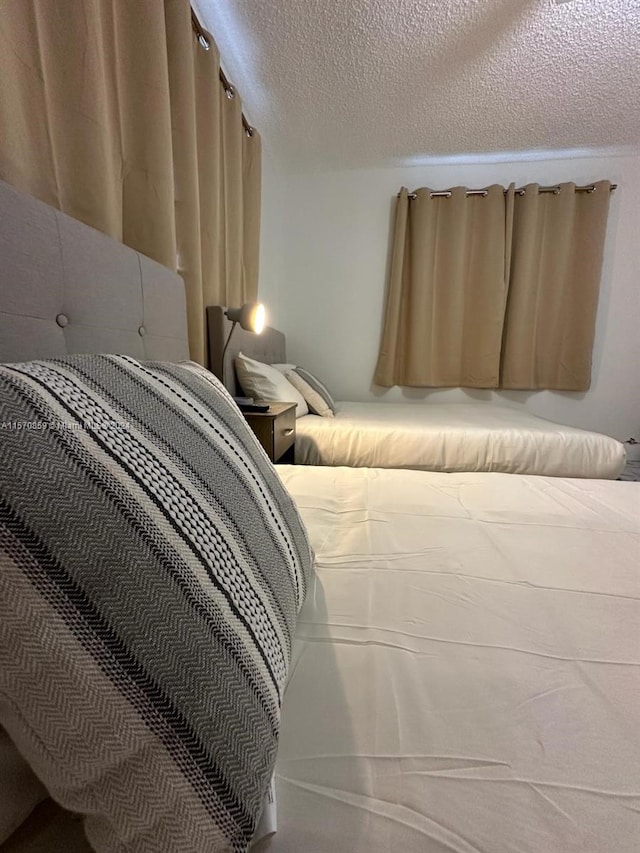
[243,402,296,463]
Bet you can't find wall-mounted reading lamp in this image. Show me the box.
[221,302,266,370]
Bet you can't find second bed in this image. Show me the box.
[295,401,626,478]
[207,307,626,480]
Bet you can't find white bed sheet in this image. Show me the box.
[295,402,626,479]
[260,466,640,853]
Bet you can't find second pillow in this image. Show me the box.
[286,367,336,417]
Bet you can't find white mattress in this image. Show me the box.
[295,402,626,479]
[261,466,640,853]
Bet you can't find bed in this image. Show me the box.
[1,180,638,853]
[262,465,640,853]
[207,307,626,480]
[294,401,626,478]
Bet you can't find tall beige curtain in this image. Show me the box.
[0,0,261,365]
[500,181,611,390]
[374,185,513,388]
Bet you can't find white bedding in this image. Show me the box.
[295,402,626,479]
[261,466,640,853]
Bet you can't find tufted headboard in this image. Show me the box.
[0,180,190,363]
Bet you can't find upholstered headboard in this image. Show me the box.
[207,305,286,394]
[0,180,190,363]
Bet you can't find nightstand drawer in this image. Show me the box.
[242,402,297,463]
[273,405,296,461]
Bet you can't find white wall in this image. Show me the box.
[261,150,640,441]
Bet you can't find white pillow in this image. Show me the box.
[235,353,309,417]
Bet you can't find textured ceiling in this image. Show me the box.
[195,0,640,171]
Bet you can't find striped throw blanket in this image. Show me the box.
[0,355,313,852]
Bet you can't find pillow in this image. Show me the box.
[235,352,308,417]
[0,727,48,843]
[287,367,336,417]
[0,355,313,853]
[286,371,333,418]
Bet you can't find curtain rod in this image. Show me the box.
[190,8,255,138]
[402,183,617,200]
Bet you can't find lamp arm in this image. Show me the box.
[220,320,238,382]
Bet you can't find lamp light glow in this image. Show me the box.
[253,303,265,334]
[226,302,266,333]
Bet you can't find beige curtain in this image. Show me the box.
[0,0,261,365]
[374,185,513,388]
[500,181,611,390]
